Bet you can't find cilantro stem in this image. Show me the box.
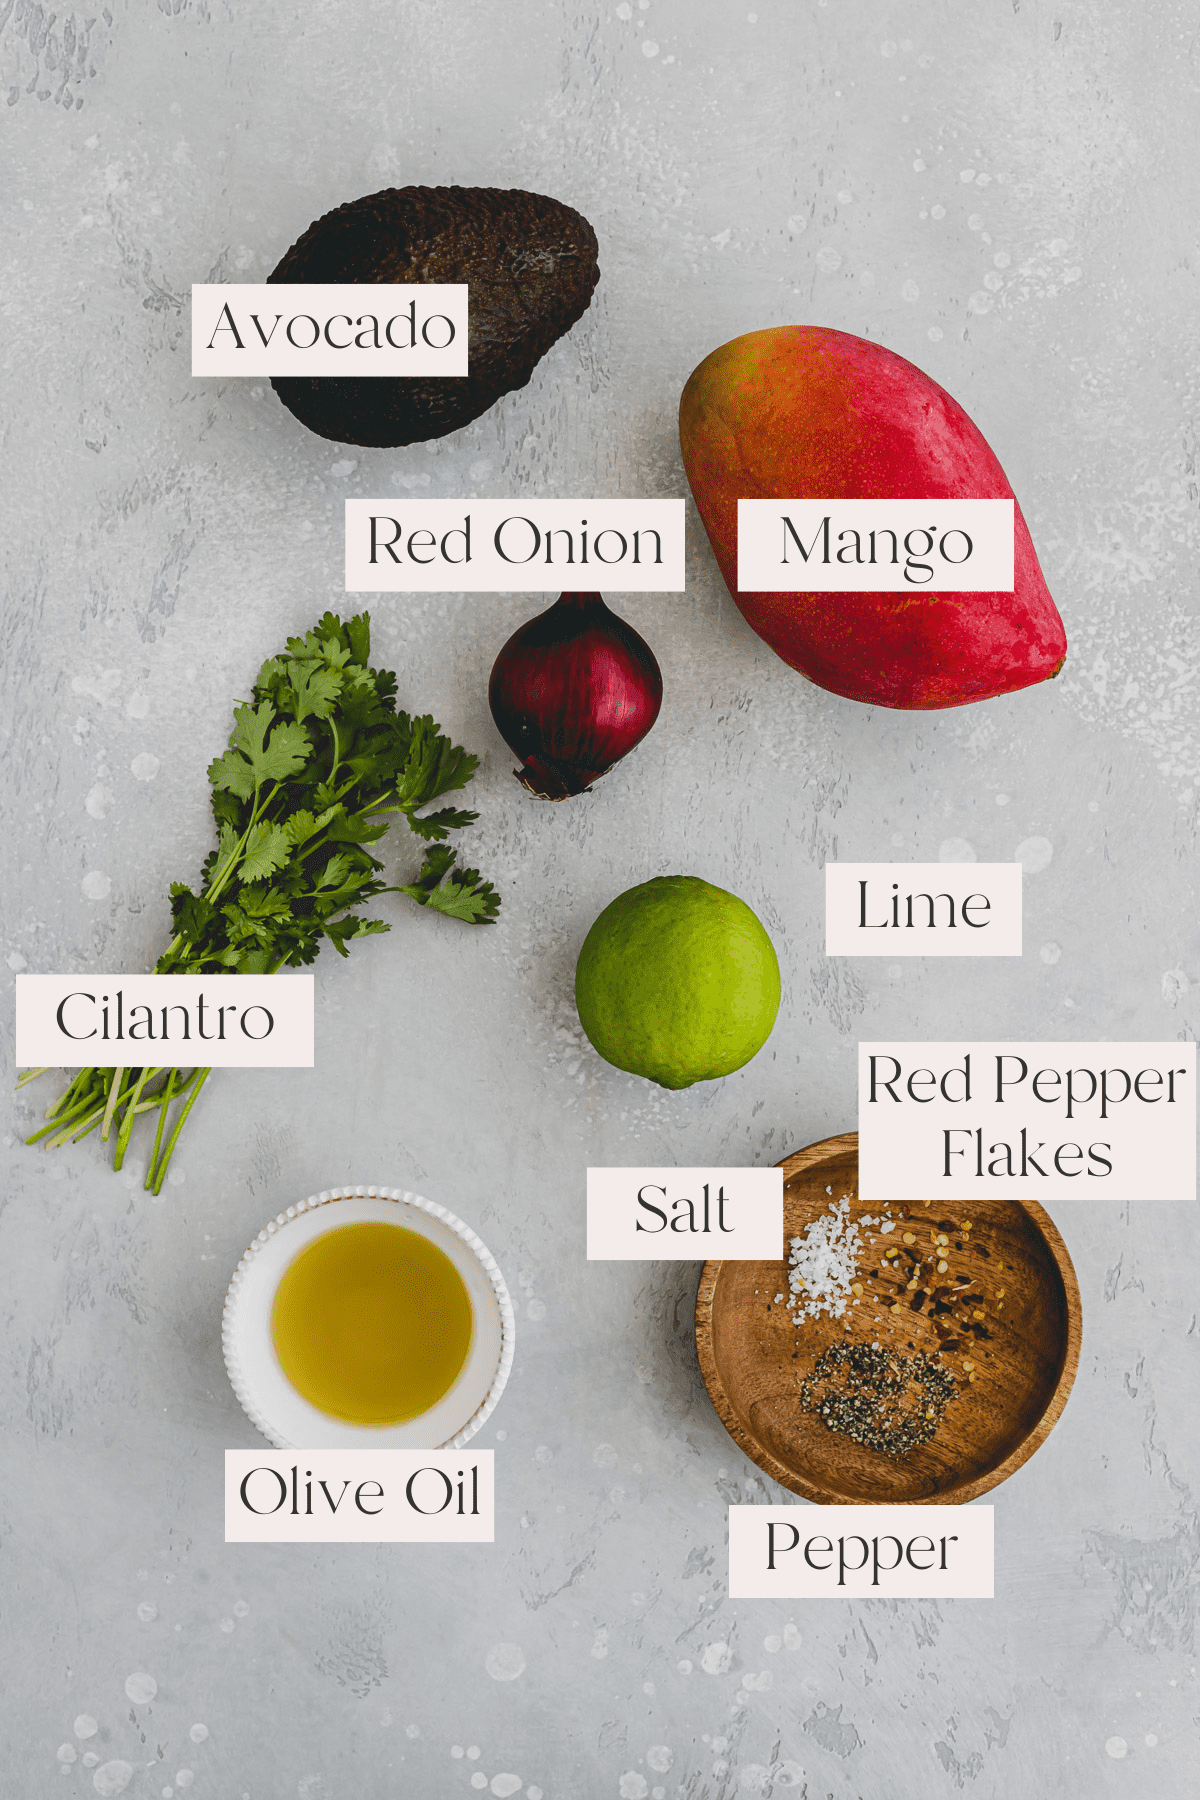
[196,794,265,907]
[27,1083,105,1142]
[148,1067,211,1193]
[113,1066,161,1169]
[46,1106,106,1149]
[67,1111,107,1146]
[40,1068,94,1119]
[100,1068,127,1144]
[144,1068,176,1187]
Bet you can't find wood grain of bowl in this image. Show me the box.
[695,1133,1081,1505]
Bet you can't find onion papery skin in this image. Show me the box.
[488,592,664,799]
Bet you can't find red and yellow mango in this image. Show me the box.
[679,326,1067,709]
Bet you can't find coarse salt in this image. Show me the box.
[787,1196,864,1321]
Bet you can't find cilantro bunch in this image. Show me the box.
[22,611,499,1192]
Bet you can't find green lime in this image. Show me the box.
[574,875,781,1089]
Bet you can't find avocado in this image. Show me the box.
[267,185,600,447]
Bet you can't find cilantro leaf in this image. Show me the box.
[288,659,344,724]
[315,854,352,892]
[207,741,256,801]
[344,612,372,668]
[398,842,458,898]
[235,949,274,974]
[235,884,291,920]
[398,845,499,923]
[422,867,501,923]
[210,787,243,830]
[402,804,480,844]
[254,656,292,691]
[396,715,480,812]
[324,810,391,845]
[167,884,212,947]
[239,821,292,883]
[324,914,391,957]
[284,808,322,848]
[208,700,311,798]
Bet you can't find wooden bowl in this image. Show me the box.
[695,1133,1081,1505]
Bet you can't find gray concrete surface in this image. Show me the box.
[3,2,1199,1795]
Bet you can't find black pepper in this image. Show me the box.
[799,1343,960,1461]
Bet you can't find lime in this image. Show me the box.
[574,875,781,1089]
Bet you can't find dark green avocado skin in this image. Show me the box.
[268,185,600,447]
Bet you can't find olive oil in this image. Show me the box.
[271,1221,474,1426]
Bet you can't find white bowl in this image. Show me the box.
[222,1185,515,1449]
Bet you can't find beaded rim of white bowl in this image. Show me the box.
[221,1184,516,1451]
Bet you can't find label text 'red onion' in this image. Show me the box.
[345,497,686,592]
[191,284,468,378]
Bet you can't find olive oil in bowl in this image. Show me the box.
[270,1221,474,1426]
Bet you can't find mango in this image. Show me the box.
[678,327,1067,709]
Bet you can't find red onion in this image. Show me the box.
[488,591,663,799]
